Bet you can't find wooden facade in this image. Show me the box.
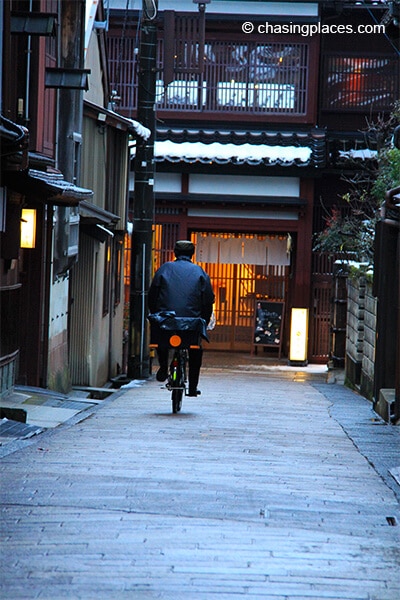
[108,25,319,124]
[1,0,77,391]
[1,0,137,394]
[107,1,399,361]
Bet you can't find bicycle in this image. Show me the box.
[166,335,189,414]
[148,313,208,414]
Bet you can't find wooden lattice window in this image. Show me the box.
[103,237,112,316]
[108,35,139,116]
[157,40,309,115]
[321,54,397,111]
[153,222,180,271]
[108,29,311,117]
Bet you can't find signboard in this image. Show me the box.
[289,308,309,363]
[253,301,285,356]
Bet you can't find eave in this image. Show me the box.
[84,100,151,139]
[151,126,326,169]
[79,200,120,225]
[4,169,93,207]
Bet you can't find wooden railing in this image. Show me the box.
[109,29,398,121]
[108,36,311,119]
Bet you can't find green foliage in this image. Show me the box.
[314,104,400,263]
[347,262,374,284]
[372,147,400,204]
[313,208,376,263]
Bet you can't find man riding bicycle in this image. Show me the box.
[148,240,215,396]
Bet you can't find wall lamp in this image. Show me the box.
[20,208,37,248]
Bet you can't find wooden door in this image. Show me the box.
[309,253,334,363]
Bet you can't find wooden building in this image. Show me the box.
[1,0,93,393]
[0,0,146,395]
[107,0,398,360]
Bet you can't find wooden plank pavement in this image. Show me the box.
[1,365,399,599]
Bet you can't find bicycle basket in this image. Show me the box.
[148,312,209,348]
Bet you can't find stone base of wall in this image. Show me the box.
[360,370,374,401]
[0,352,18,399]
[346,275,376,403]
[374,388,396,423]
[345,353,361,387]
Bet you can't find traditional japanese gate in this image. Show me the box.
[195,261,288,351]
[152,226,333,357]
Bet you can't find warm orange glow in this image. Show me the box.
[153,224,163,272]
[20,209,36,248]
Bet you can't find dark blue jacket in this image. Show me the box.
[148,256,215,323]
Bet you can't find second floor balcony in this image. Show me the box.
[108,21,398,126]
[108,33,319,124]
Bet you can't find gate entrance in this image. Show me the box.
[196,261,288,351]
[193,233,289,351]
[152,227,290,352]
[152,226,334,358]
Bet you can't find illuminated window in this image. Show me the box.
[322,54,397,111]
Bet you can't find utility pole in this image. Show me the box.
[128,0,158,379]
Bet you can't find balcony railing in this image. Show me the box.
[109,29,398,120]
[108,37,310,118]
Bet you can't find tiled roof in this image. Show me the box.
[154,127,326,168]
[327,133,380,168]
[4,169,93,206]
[0,115,28,150]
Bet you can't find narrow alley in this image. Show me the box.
[1,355,399,599]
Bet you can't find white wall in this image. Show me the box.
[189,174,300,197]
[154,172,182,193]
[84,24,104,106]
[187,207,298,220]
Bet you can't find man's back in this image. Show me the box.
[148,256,214,322]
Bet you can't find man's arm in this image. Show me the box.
[201,274,215,324]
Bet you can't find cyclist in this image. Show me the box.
[148,240,215,396]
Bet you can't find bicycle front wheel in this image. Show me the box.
[172,388,183,414]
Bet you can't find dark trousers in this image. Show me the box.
[157,347,203,390]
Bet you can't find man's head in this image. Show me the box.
[174,240,195,258]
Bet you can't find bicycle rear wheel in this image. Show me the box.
[172,388,183,413]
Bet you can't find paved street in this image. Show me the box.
[1,354,400,599]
